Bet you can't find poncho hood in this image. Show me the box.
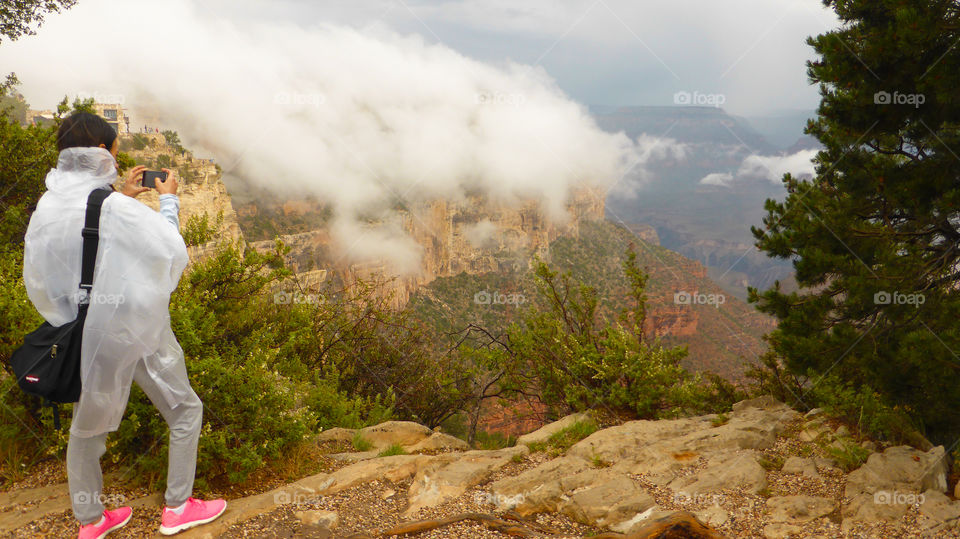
[46,147,117,194]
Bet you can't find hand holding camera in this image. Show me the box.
[144,168,178,195]
[122,166,178,197]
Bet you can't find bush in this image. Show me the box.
[131,134,148,151]
[748,353,928,447]
[494,249,742,420]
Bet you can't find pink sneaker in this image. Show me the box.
[77,507,133,539]
[158,497,227,535]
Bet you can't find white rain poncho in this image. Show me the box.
[23,146,193,438]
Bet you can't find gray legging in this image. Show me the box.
[67,356,203,525]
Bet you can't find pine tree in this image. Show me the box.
[750,0,960,443]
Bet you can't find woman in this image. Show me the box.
[23,112,226,538]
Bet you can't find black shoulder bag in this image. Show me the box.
[9,188,111,429]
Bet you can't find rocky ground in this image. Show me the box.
[2,396,959,538]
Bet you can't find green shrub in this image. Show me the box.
[711,412,730,427]
[131,134,148,151]
[546,420,598,452]
[825,439,870,472]
[496,250,741,420]
[757,454,784,471]
[377,443,406,457]
[351,432,373,452]
[181,211,223,247]
[473,430,514,450]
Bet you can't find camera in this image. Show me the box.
[141,170,168,189]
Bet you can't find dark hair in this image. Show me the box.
[57,112,118,152]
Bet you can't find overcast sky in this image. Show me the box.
[9,0,838,117]
[210,0,839,116]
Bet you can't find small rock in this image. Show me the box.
[834,425,851,438]
[804,408,825,419]
[798,424,830,443]
[695,504,729,527]
[766,495,834,523]
[861,440,876,452]
[781,456,819,478]
[813,457,840,473]
[294,509,338,529]
[763,522,802,539]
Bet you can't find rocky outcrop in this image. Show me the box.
[490,396,798,534]
[843,445,952,528]
[246,185,607,308]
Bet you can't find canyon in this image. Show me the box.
[120,134,771,387]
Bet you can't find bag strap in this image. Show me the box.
[42,399,62,430]
[78,188,111,308]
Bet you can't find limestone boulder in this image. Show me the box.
[490,455,593,515]
[916,489,960,532]
[516,412,591,446]
[405,432,470,452]
[843,445,949,526]
[557,472,656,529]
[316,427,356,444]
[667,451,768,496]
[404,447,526,516]
[316,454,432,495]
[358,421,434,449]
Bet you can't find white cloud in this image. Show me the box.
[737,149,818,182]
[464,219,499,248]
[699,172,734,187]
[698,149,817,188]
[608,134,687,198]
[1,0,640,274]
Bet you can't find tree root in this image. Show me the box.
[351,509,724,538]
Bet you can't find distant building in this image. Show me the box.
[25,109,56,128]
[93,103,130,134]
